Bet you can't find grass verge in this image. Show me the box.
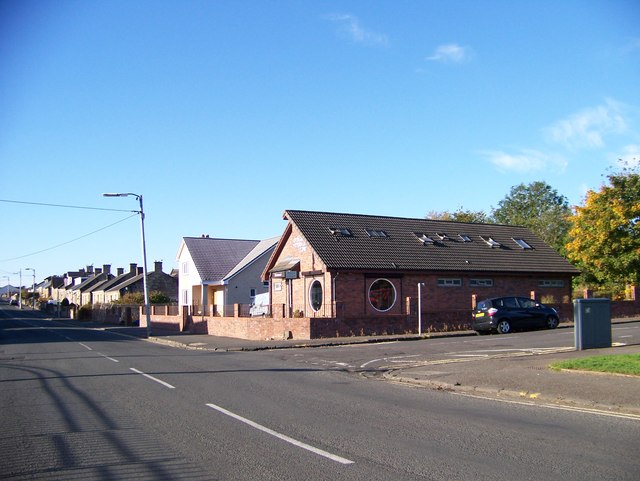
[550,353,640,376]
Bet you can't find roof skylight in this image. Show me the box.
[512,238,533,249]
[480,236,501,248]
[366,228,388,238]
[329,227,352,237]
[415,233,434,245]
[458,234,472,242]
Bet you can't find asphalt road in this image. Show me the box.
[1,307,639,480]
[269,321,639,372]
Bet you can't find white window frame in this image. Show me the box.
[470,279,493,287]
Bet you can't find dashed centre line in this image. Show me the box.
[206,402,355,465]
[130,368,175,389]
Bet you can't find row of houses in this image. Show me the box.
[34,208,640,340]
[34,261,177,307]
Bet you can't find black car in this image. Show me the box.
[472,296,559,334]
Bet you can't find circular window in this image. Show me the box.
[309,280,323,312]
[368,278,396,312]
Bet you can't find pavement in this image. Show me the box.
[39,314,640,418]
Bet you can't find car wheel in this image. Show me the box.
[496,319,511,334]
[546,315,559,329]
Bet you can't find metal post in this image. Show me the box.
[18,269,22,309]
[417,282,424,336]
[103,193,152,337]
[137,195,152,337]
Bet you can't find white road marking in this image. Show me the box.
[79,343,92,351]
[360,354,420,369]
[98,353,119,362]
[130,368,175,389]
[452,391,640,421]
[206,402,355,465]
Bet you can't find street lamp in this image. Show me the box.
[25,268,36,309]
[103,192,151,336]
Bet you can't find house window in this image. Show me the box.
[513,238,533,249]
[470,279,493,287]
[368,278,396,312]
[309,280,323,312]
[539,280,564,288]
[458,234,472,242]
[365,228,388,238]
[328,227,352,237]
[437,278,462,287]
[182,290,189,305]
[414,233,434,245]
[435,233,449,241]
[181,262,189,275]
[480,236,501,248]
[250,288,256,298]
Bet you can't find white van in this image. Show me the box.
[249,292,270,317]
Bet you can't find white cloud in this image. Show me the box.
[614,144,640,168]
[481,149,568,174]
[426,44,469,63]
[544,99,628,150]
[326,14,388,47]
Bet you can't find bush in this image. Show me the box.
[77,304,93,321]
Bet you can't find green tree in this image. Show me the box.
[566,165,640,287]
[492,181,571,253]
[426,207,491,224]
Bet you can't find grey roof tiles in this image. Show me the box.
[284,210,580,274]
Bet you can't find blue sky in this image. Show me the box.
[1,0,639,286]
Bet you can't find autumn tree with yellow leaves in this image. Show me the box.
[566,165,640,290]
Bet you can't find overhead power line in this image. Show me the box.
[0,198,135,213]
[0,213,139,262]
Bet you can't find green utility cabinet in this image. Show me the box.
[573,298,611,350]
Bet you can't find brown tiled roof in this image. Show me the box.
[284,210,580,274]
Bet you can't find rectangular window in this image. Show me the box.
[437,278,462,287]
[470,279,494,287]
[329,227,352,236]
[365,228,388,238]
[181,262,189,275]
[458,234,472,242]
[539,280,564,288]
[513,238,533,249]
[182,290,189,305]
[250,288,256,298]
[414,233,434,245]
[480,236,501,248]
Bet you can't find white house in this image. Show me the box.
[176,235,279,316]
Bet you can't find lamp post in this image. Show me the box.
[417,282,425,336]
[18,269,22,309]
[25,268,36,309]
[103,193,151,336]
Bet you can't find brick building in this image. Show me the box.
[262,210,580,337]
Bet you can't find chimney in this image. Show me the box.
[87,266,94,274]
[95,268,102,275]
[102,264,111,275]
[129,263,137,274]
[154,261,163,273]
[117,268,124,276]
[137,267,144,275]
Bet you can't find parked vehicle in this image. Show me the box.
[472,296,559,334]
[249,292,270,317]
